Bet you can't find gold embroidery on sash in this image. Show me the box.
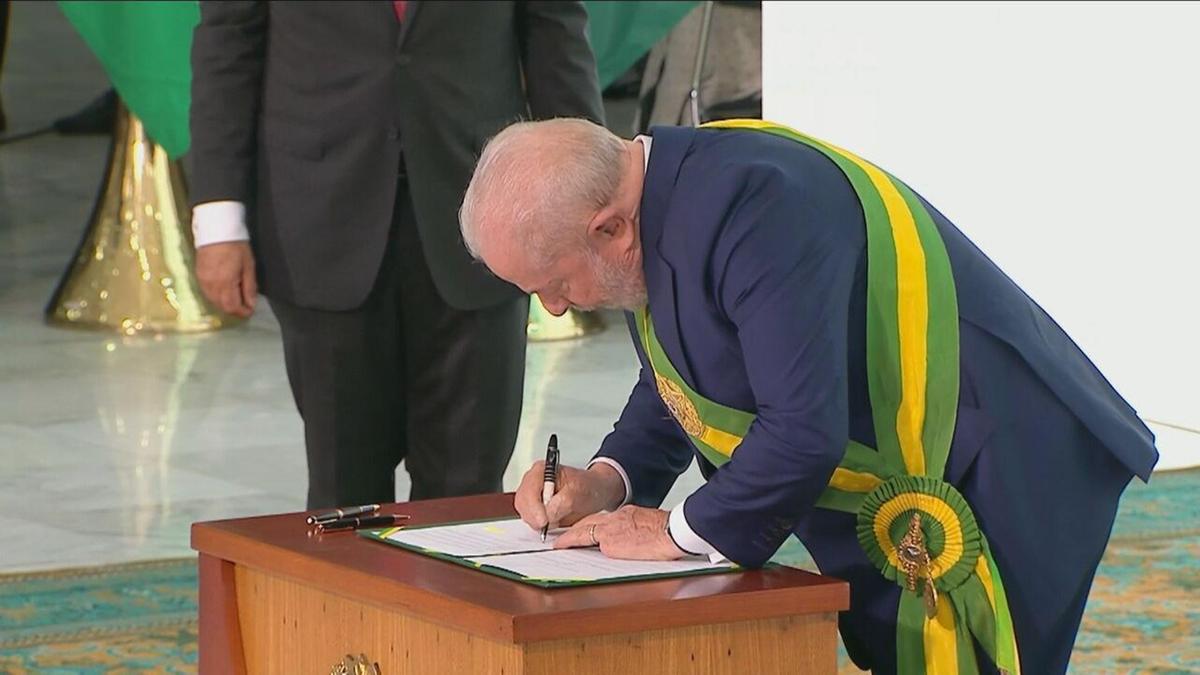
[654,373,705,437]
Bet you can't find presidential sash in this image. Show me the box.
[637,120,1019,674]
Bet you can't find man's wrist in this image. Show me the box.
[586,461,627,511]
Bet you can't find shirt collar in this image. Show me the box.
[635,134,652,172]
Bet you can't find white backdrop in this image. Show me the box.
[762,1,1198,469]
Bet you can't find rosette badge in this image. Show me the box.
[855,475,983,612]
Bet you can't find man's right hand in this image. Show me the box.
[515,461,626,534]
[196,241,257,318]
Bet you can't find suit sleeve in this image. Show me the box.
[592,319,695,507]
[680,166,863,568]
[188,1,267,207]
[516,1,605,124]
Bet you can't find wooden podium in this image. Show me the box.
[192,494,849,674]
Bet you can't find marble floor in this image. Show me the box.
[0,3,706,573]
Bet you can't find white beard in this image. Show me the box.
[583,248,648,312]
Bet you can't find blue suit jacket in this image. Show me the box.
[595,126,1157,563]
[595,127,1159,670]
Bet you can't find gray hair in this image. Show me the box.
[459,118,626,265]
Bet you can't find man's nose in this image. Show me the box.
[538,294,570,317]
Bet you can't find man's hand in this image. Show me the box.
[196,241,257,318]
[554,505,686,561]
[515,461,625,533]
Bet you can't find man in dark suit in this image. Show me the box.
[188,2,603,508]
[462,119,1158,673]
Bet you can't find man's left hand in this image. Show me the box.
[553,505,687,561]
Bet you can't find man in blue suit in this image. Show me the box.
[459,118,1157,674]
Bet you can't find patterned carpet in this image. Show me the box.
[1,470,1196,674]
[1069,470,1200,673]
[0,560,197,674]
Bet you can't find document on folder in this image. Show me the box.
[361,517,737,587]
[379,517,556,557]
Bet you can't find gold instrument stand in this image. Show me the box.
[45,102,233,334]
[527,296,604,342]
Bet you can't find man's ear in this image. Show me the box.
[587,208,622,242]
[589,205,633,242]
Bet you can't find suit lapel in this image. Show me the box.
[640,127,699,389]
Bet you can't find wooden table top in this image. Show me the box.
[192,493,848,643]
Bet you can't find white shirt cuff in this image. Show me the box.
[669,500,728,563]
[192,200,250,248]
[586,457,632,507]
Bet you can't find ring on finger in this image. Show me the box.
[588,524,598,546]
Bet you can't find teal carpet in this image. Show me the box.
[0,560,196,674]
[1,470,1196,674]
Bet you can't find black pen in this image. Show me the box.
[316,514,407,533]
[306,503,380,525]
[540,434,560,542]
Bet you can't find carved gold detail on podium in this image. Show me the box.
[330,653,380,675]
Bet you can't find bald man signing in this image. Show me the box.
[458,118,1157,675]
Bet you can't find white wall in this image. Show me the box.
[762,1,1198,469]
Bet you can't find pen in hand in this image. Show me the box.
[540,434,559,542]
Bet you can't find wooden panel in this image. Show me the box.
[523,614,839,675]
[193,493,849,643]
[235,565,524,675]
[509,581,843,643]
[234,563,838,675]
[198,554,247,675]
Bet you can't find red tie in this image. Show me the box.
[392,1,407,22]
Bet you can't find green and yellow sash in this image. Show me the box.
[637,119,1020,674]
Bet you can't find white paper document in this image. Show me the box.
[380,517,735,584]
[383,517,562,557]
[467,547,734,583]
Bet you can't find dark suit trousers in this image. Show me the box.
[268,179,528,509]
